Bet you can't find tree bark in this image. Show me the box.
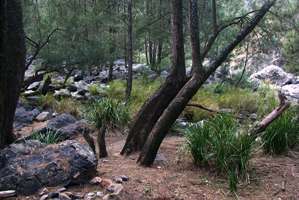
[0,0,26,149]
[97,126,108,158]
[125,0,133,101]
[121,0,186,155]
[138,0,276,166]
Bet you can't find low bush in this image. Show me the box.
[54,98,82,117]
[30,129,61,144]
[185,114,254,192]
[262,108,299,155]
[85,98,130,130]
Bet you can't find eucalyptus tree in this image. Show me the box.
[0,0,26,149]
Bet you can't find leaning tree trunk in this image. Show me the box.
[0,0,26,149]
[97,126,108,158]
[138,0,276,166]
[121,0,186,155]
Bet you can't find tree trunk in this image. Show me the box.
[138,0,276,166]
[125,0,133,101]
[108,61,113,82]
[97,126,108,158]
[121,0,186,155]
[0,0,26,149]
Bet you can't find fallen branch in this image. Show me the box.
[251,92,290,137]
[187,103,218,113]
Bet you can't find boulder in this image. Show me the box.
[47,114,77,130]
[54,89,71,98]
[281,84,299,103]
[36,111,51,122]
[14,107,40,130]
[250,65,295,86]
[0,140,97,195]
[74,80,89,91]
[27,81,40,91]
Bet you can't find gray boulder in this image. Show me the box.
[14,107,40,130]
[281,84,299,103]
[0,140,97,195]
[47,113,77,130]
[250,65,295,86]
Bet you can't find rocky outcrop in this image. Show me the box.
[281,84,299,103]
[14,106,40,130]
[0,140,97,195]
[250,65,295,86]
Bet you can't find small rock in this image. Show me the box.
[96,191,104,197]
[100,179,113,188]
[48,192,59,198]
[40,194,48,200]
[113,177,123,184]
[56,187,67,193]
[120,175,129,182]
[39,188,49,196]
[106,184,123,195]
[36,111,51,122]
[0,190,16,198]
[90,177,102,185]
[59,192,72,200]
[84,192,96,200]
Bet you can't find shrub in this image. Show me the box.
[54,98,82,117]
[38,94,57,109]
[30,129,61,144]
[262,108,299,155]
[88,84,101,96]
[185,114,254,192]
[85,98,130,130]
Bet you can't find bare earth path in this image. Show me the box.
[14,134,299,200]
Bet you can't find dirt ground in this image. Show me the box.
[13,133,299,200]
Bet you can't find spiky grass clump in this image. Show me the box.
[85,98,130,130]
[262,108,299,155]
[185,114,254,192]
[30,129,61,144]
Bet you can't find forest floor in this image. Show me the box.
[14,132,299,200]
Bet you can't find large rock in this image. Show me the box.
[0,140,97,195]
[250,65,295,86]
[14,107,40,130]
[281,84,299,103]
[47,113,77,130]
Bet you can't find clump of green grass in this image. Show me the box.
[262,108,299,155]
[85,98,130,130]
[30,129,61,144]
[38,93,58,109]
[88,84,105,96]
[54,98,82,117]
[185,114,254,192]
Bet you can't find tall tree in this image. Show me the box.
[137,0,276,166]
[121,0,186,155]
[0,0,26,149]
[126,0,133,101]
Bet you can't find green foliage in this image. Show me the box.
[283,30,299,74]
[262,108,299,155]
[85,98,130,130]
[30,129,61,144]
[37,94,82,117]
[88,84,105,96]
[38,93,57,109]
[105,79,162,116]
[185,114,254,192]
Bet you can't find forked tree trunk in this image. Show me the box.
[138,0,276,166]
[0,0,26,149]
[121,0,186,155]
[97,126,108,158]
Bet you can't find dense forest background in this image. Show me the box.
[22,0,299,75]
